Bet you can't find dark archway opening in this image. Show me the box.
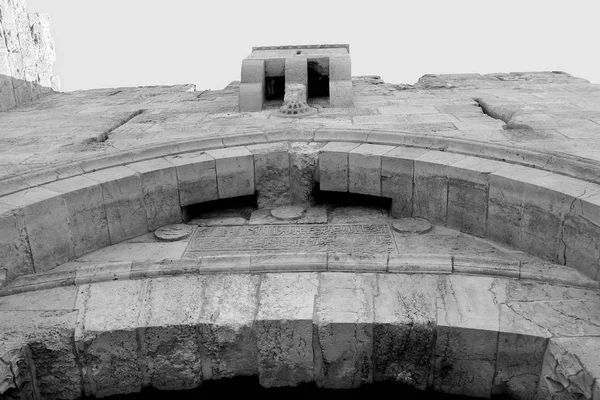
[266,76,285,100]
[313,187,392,216]
[80,377,516,399]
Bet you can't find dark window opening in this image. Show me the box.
[308,59,329,99]
[182,194,256,224]
[266,76,285,100]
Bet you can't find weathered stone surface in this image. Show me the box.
[1,310,81,399]
[206,147,255,199]
[74,261,132,285]
[381,147,429,218]
[44,176,110,258]
[78,241,187,263]
[0,286,77,311]
[391,217,432,234]
[165,152,218,207]
[198,274,260,380]
[249,206,326,225]
[140,276,204,390]
[348,144,394,196]
[289,142,322,205]
[0,205,33,280]
[0,187,74,273]
[314,273,376,388]
[256,273,319,387]
[538,337,600,400]
[435,275,506,398]
[154,224,194,241]
[387,254,452,274]
[87,167,148,244]
[319,142,360,192]
[247,142,290,207]
[270,205,305,220]
[75,280,146,397]
[373,274,438,389]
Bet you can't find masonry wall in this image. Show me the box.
[0,0,59,111]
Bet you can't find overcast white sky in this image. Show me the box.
[27,0,600,92]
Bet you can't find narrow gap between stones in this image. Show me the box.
[77,377,516,399]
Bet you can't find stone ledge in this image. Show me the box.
[2,253,596,297]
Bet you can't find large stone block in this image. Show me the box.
[0,204,34,279]
[206,147,255,199]
[140,276,204,390]
[348,144,395,196]
[75,280,147,397]
[241,59,265,84]
[562,213,600,281]
[318,142,360,192]
[413,151,466,226]
[0,187,74,272]
[87,166,148,244]
[256,273,319,387]
[373,274,438,389]
[289,142,323,205]
[128,158,182,230]
[314,273,376,388]
[197,274,260,380]
[434,275,506,398]
[239,83,264,112]
[285,56,307,87]
[329,80,353,107]
[329,56,351,81]
[538,337,600,400]
[381,147,429,218]
[165,152,218,207]
[247,142,290,208]
[44,176,110,258]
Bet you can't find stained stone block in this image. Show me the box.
[413,151,466,226]
[329,80,353,107]
[348,144,395,196]
[329,56,351,81]
[0,204,33,279]
[285,56,307,87]
[128,158,182,230]
[538,337,600,400]
[197,274,260,380]
[256,273,319,387]
[289,142,323,205]
[434,275,506,398]
[562,213,600,281]
[165,152,218,207]
[140,276,204,390]
[44,175,110,258]
[75,280,147,397]
[314,273,376,388]
[318,142,360,192]
[381,147,429,218]
[206,147,255,199]
[247,142,290,208]
[373,275,438,389]
[87,166,148,244]
[0,187,74,272]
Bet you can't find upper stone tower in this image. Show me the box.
[0,0,60,111]
[239,44,352,111]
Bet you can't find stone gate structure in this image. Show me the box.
[1,3,600,400]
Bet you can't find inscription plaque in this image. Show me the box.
[184,224,395,257]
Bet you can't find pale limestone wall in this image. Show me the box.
[0,0,59,111]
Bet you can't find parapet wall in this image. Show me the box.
[0,0,59,111]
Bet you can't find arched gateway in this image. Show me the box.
[1,39,600,400]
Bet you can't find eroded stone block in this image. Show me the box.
[289,142,323,205]
[314,273,376,388]
[373,275,438,389]
[198,274,260,380]
[0,205,34,279]
[329,56,351,81]
[329,80,352,107]
[256,273,319,387]
[247,142,290,208]
[206,147,255,199]
[285,56,307,87]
